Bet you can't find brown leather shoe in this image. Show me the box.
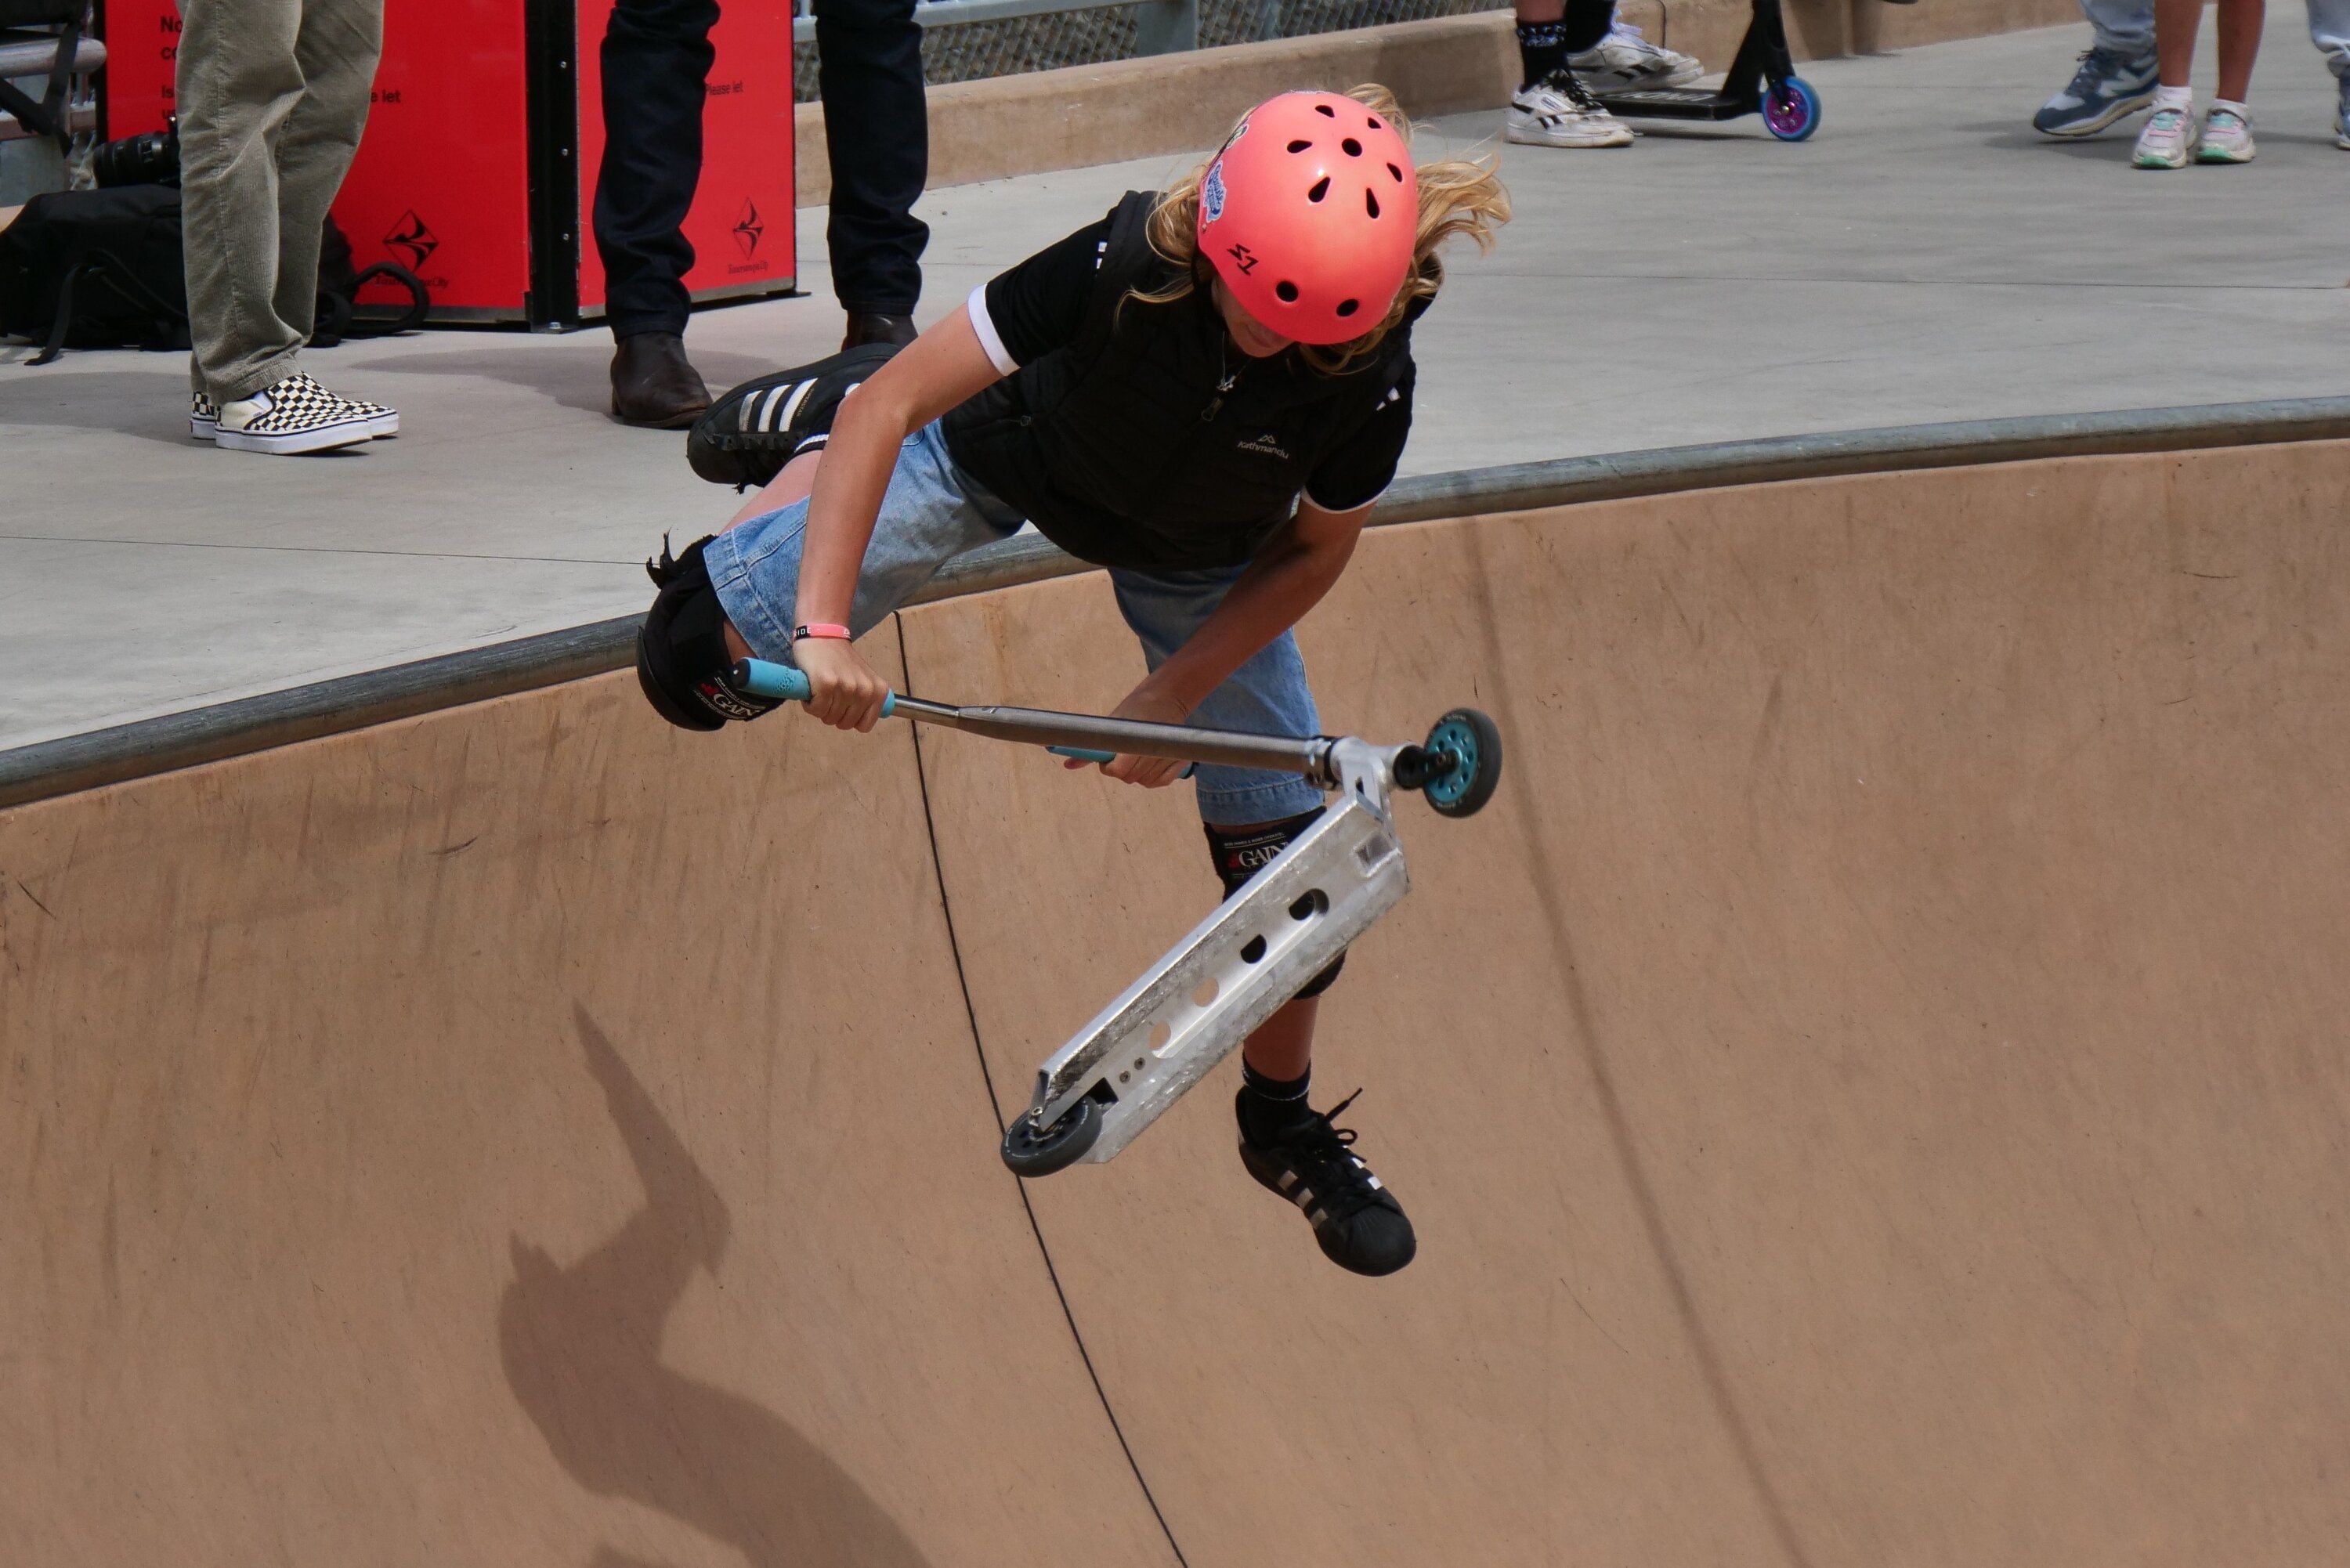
[841,312,917,351]
[610,332,711,428]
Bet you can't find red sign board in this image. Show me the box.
[99,0,794,324]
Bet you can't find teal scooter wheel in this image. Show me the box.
[1419,708,1503,818]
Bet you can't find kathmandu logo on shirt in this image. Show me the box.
[1237,433,1290,460]
[1202,161,1227,224]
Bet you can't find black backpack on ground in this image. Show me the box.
[0,184,189,363]
[0,191,431,364]
[312,215,429,346]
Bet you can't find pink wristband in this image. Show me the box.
[792,623,851,642]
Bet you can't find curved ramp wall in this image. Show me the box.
[5,425,2348,1566]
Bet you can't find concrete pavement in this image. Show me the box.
[3,9,2345,750]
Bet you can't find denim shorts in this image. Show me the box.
[704,419,1326,826]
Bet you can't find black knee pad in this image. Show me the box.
[635,534,783,732]
[687,341,904,490]
[1204,810,1347,998]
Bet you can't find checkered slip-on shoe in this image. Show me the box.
[279,372,400,437]
[213,374,378,455]
[198,377,397,443]
[332,387,401,437]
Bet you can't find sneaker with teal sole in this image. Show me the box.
[2133,103,2198,168]
[2195,105,2256,163]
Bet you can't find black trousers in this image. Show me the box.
[594,0,930,339]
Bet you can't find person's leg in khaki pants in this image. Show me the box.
[177,0,383,420]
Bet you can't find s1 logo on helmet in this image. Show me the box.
[1226,244,1259,276]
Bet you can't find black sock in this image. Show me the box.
[1517,20,1571,90]
[1239,1061,1313,1147]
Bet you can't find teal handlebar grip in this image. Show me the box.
[734,659,808,701]
[733,659,896,717]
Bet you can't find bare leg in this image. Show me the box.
[2155,0,2204,85]
[727,447,824,528]
[717,448,826,662]
[1242,995,1318,1082]
[2215,0,2265,99]
[1515,0,1564,21]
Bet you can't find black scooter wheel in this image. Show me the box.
[1000,1097,1102,1177]
[1420,707,1503,818]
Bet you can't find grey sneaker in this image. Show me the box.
[2034,46,2160,136]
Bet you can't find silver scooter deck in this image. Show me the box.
[1012,739,1411,1165]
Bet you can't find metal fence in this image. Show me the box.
[790,0,1509,102]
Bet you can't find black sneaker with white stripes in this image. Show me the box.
[687,341,902,490]
[1237,1089,1417,1277]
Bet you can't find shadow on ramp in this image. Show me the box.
[501,1006,930,1568]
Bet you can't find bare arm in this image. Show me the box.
[1090,497,1372,788]
[790,307,1004,728]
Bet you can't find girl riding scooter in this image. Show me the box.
[637,85,1508,1276]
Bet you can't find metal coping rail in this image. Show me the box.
[4,394,2346,812]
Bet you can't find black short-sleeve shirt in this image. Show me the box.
[964,209,1414,514]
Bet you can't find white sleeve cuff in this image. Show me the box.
[966,284,1019,376]
[1302,481,1390,515]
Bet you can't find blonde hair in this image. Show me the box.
[1135,83,1511,374]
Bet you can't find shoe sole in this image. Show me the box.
[1506,125,1636,148]
[2194,143,2255,163]
[214,421,377,454]
[2036,91,2157,137]
[1574,65,1706,92]
[2132,150,2193,168]
[194,413,393,439]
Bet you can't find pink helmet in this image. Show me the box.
[1195,91,1419,347]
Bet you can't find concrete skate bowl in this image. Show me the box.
[5,401,2349,1568]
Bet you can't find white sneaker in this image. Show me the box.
[2131,103,2197,168]
[213,373,377,454]
[1507,74,1636,149]
[1570,25,1703,92]
[2195,104,2256,162]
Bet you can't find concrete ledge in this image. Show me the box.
[1855,0,2081,55]
[796,0,2088,207]
[796,13,1518,206]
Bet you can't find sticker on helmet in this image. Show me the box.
[1202,161,1227,224]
